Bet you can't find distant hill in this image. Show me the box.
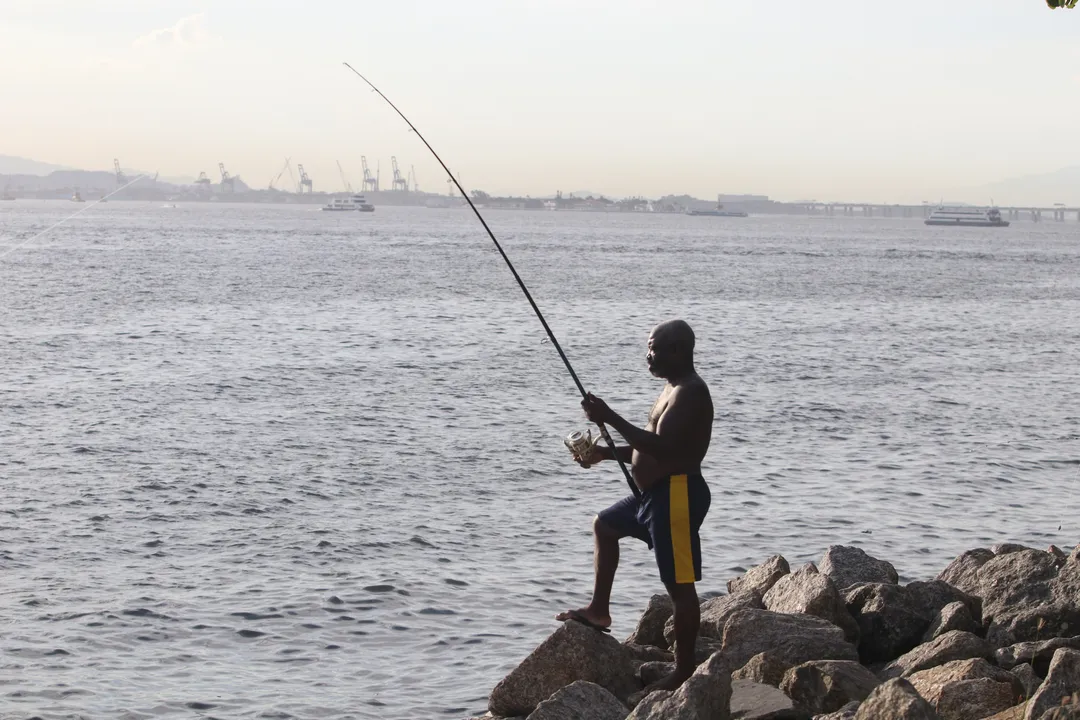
[963,166,1080,206]
[0,155,72,176]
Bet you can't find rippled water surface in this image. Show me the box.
[1,202,1079,719]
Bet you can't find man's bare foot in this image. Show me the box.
[555,607,611,632]
[643,666,694,694]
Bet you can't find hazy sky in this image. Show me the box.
[2,0,1078,202]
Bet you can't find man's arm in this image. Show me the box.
[599,444,633,463]
[586,388,704,462]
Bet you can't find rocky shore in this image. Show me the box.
[467,544,1080,720]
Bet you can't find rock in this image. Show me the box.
[993,543,1035,556]
[525,681,629,720]
[638,661,674,686]
[1038,705,1080,720]
[820,546,899,592]
[729,679,805,719]
[933,677,1018,720]
[626,651,732,720]
[977,550,1060,626]
[625,595,673,649]
[734,652,792,688]
[1024,648,1080,720]
[488,620,641,717]
[729,555,791,596]
[995,637,1080,674]
[845,583,931,664]
[780,660,880,715]
[880,630,994,679]
[764,564,860,645]
[936,548,995,596]
[813,702,860,719]
[907,658,1022,717]
[987,604,1080,649]
[669,591,765,644]
[1048,546,1069,567]
[982,706,1027,720]
[1010,662,1041,699]
[624,643,674,665]
[852,677,939,719]
[904,580,982,627]
[921,602,977,643]
[679,635,724,665]
[721,609,859,670]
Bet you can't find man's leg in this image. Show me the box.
[666,581,700,684]
[555,515,626,629]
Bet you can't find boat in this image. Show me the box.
[322,193,375,212]
[688,202,747,217]
[925,206,1009,227]
[71,190,85,203]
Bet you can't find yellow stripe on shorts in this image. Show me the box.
[668,474,695,584]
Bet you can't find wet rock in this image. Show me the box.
[626,651,731,720]
[668,590,765,644]
[729,555,791,596]
[733,652,791,688]
[1010,662,1041,699]
[880,630,994,679]
[779,660,879,715]
[936,548,994,596]
[488,620,640,717]
[820,546,899,592]
[525,681,628,720]
[1024,648,1080,720]
[729,679,805,719]
[920,602,977,643]
[995,637,1080,674]
[812,702,860,720]
[625,595,673,649]
[721,609,859,670]
[764,564,860,645]
[852,678,939,719]
[844,583,930,664]
[623,643,673,665]
[907,658,1022,718]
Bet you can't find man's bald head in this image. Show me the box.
[646,319,696,379]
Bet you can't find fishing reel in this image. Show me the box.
[564,428,601,462]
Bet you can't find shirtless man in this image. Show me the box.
[557,319,714,693]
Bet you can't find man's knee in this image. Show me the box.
[593,515,620,540]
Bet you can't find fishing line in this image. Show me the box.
[343,62,640,499]
[0,174,147,260]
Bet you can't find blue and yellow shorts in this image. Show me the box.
[598,473,711,585]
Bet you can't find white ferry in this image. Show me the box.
[925,206,1009,227]
[322,193,374,212]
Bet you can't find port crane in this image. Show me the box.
[195,171,211,188]
[219,163,235,192]
[337,161,353,192]
[114,159,127,187]
[408,165,419,193]
[391,156,409,192]
[297,164,313,194]
[361,157,379,193]
[268,157,292,191]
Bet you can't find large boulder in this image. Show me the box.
[820,546,899,591]
[1024,648,1080,720]
[987,604,1080,649]
[733,652,790,688]
[525,681,628,720]
[488,620,640,717]
[844,583,931,664]
[1010,662,1041,699]
[920,602,977,643]
[764,564,860,645]
[903,580,982,627]
[977,550,1059,627]
[936,548,994,595]
[626,652,731,720]
[729,679,804,719]
[853,678,939,719]
[907,658,1022,719]
[879,631,994,679]
[995,637,1080,674]
[624,643,673,665]
[729,555,791,596]
[982,706,1027,720]
[625,595,673,649]
[779,660,879,715]
[669,591,765,644]
[720,609,859,670]
[813,702,860,719]
[1038,706,1080,720]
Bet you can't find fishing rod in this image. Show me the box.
[343,63,640,499]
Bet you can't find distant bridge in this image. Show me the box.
[785,203,1080,222]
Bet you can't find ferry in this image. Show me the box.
[688,203,747,218]
[322,193,374,212]
[925,206,1009,227]
[71,190,85,203]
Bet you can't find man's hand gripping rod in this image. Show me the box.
[343,63,639,499]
